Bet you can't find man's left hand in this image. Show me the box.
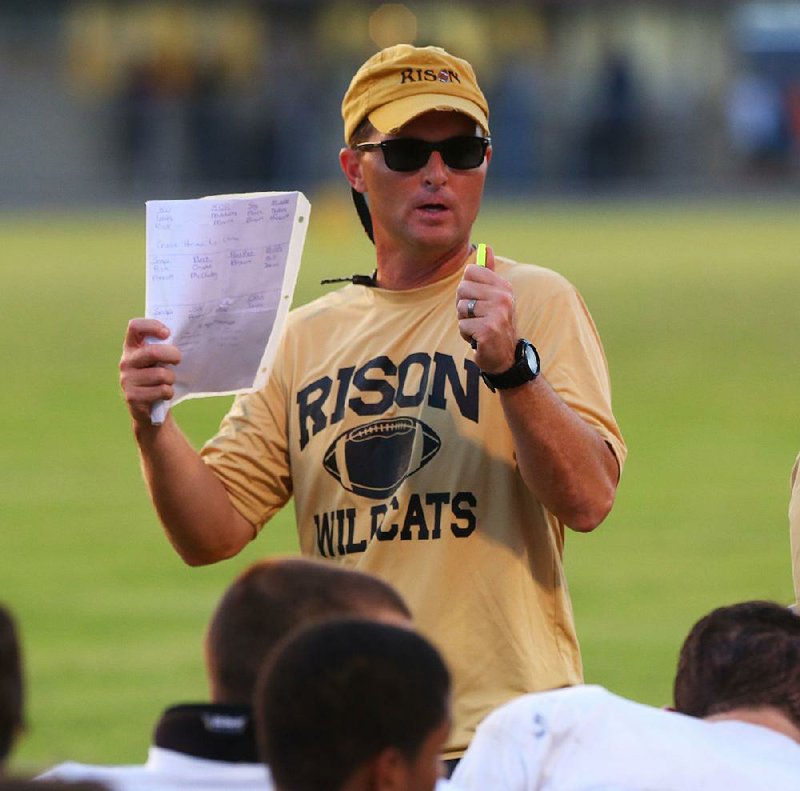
[456,246,517,373]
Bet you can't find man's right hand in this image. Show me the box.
[119,318,181,427]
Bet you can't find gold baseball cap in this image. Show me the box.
[342,44,490,143]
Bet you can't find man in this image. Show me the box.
[790,453,800,606]
[38,558,412,790]
[0,605,24,777]
[451,600,800,789]
[119,44,626,756]
[255,618,454,791]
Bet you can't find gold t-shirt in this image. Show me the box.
[201,254,626,756]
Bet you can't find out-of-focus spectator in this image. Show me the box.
[486,56,540,188]
[582,52,645,182]
[727,70,790,175]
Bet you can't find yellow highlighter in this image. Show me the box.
[470,244,487,350]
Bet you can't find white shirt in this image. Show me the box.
[37,746,272,791]
[451,685,800,790]
[40,748,470,791]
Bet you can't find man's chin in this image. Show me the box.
[407,222,461,249]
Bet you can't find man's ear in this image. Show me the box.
[369,746,408,791]
[340,147,367,193]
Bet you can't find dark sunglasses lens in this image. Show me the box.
[382,139,430,171]
[379,137,487,171]
[441,138,486,169]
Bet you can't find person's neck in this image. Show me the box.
[706,706,800,744]
[374,240,472,290]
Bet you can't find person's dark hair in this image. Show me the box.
[255,618,450,791]
[0,604,24,766]
[674,600,800,727]
[206,558,411,704]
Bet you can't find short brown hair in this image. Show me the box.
[206,558,411,704]
[348,117,377,147]
[673,600,800,727]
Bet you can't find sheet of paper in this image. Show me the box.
[145,191,310,424]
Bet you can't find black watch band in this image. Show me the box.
[481,339,540,392]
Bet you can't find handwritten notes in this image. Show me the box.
[145,191,310,424]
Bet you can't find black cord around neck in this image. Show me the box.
[320,272,377,287]
[351,187,375,243]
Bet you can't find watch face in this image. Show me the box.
[522,342,540,376]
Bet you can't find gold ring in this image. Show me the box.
[467,299,477,319]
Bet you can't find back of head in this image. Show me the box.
[0,605,24,767]
[255,618,450,791]
[674,600,800,726]
[206,558,411,704]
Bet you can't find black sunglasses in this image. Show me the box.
[354,135,491,172]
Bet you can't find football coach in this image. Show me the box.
[119,43,626,762]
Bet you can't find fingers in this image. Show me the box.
[122,340,181,369]
[456,250,517,371]
[456,306,513,350]
[124,318,171,349]
[120,318,181,425]
[455,284,514,321]
[121,364,177,389]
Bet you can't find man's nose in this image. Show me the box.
[422,150,448,186]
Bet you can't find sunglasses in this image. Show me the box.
[354,136,491,172]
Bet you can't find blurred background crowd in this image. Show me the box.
[3,0,800,206]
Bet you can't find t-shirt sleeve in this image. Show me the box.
[200,339,293,531]
[518,271,627,473]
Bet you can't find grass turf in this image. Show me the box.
[1,195,798,772]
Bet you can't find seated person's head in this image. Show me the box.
[0,605,24,771]
[205,557,411,704]
[255,618,451,791]
[673,600,800,728]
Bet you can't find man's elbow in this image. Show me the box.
[180,548,226,567]
[165,508,256,567]
[566,483,616,533]
[171,533,248,567]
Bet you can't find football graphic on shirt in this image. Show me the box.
[322,417,441,499]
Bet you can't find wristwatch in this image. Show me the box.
[481,339,540,392]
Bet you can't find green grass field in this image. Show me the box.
[2,194,798,774]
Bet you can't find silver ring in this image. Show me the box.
[466,298,477,319]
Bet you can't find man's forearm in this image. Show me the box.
[135,415,255,565]
[499,377,619,532]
